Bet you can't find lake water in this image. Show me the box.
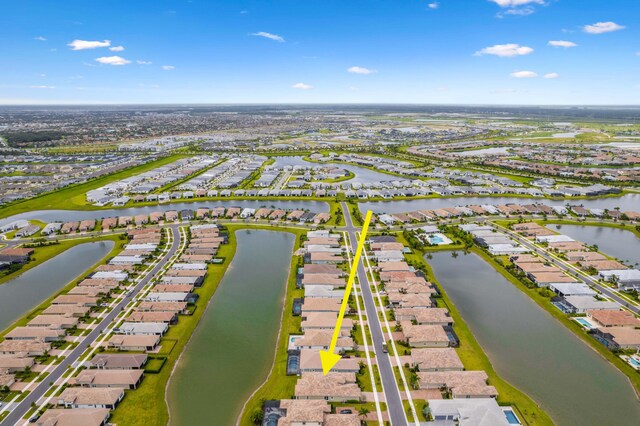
[360,193,640,214]
[547,224,640,267]
[428,251,640,426]
[452,147,510,156]
[167,230,295,425]
[0,200,329,227]
[0,241,114,332]
[271,156,398,184]
[552,132,580,138]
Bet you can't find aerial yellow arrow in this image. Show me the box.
[319,210,373,375]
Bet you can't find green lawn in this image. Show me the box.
[237,228,306,425]
[398,235,554,426]
[471,246,640,396]
[0,234,125,337]
[0,236,110,286]
[357,364,382,392]
[109,227,238,426]
[110,224,306,426]
[0,154,188,219]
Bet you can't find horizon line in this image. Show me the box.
[1,102,640,108]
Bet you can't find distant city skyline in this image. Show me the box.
[1,0,638,105]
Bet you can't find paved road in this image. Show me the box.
[494,223,640,316]
[0,225,182,426]
[341,203,407,426]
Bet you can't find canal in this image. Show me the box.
[0,200,329,227]
[360,193,640,214]
[271,155,400,184]
[428,251,640,426]
[0,241,114,333]
[167,229,295,425]
[547,224,640,267]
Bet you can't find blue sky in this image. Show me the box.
[0,0,638,104]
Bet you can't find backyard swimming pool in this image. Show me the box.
[574,317,595,329]
[429,234,444,244]
[288,334,303,350]
[286,351,300,375]
[292,299,303,315]
[503,409,522,425]
[427,232,453,246]
[622,355,640,370]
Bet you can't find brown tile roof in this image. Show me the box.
[411,348,463,371]
[36,408,110,426]
[588,310,640,328]
[293,330,354,351]
[57,387,124,407]
[401,322,449,346]
[73,369,143,387]
[277,400,330,425]
[294,372,362,400]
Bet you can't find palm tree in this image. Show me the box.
[409,372,420,390]
[358,407,370,420]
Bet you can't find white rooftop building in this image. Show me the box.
[427,399,510,426]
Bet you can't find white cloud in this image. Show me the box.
[548,40,577,48]
[475,43,534,57]
[161,65,175,70]
[544,72,560,79]
[583,21,625,34]
[489,0,544,6]
[136,60,152,65]
[109,46,125,52]
[250,32,285,42]
[428,2,439,9]
[30,85,55,89]
[347,66,377,75]
[95,56,131,65]
[68,39,111,50]
[498,7,535,17]
[510,70,538,78]
[491,0,545,18]
[292,82,313,90]
[34,36,46,41]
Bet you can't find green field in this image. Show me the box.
[0,234,124,337]
[0,154,189,219]
[469,237,640,395]
[0,233,123,286]
[396,233,554,426]
[110,224,306,426]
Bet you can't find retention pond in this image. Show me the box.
[546,224,640,266]
[428,251,640,426]
[167,229,295,425]
[0,241,114,333]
